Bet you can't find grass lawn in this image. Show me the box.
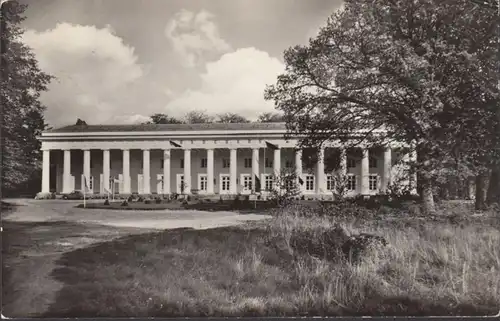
[1,218,154,317]
[24,202,500,317]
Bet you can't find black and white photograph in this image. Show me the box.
[1,0,499,318]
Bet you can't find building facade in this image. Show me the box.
[37,123,416,198]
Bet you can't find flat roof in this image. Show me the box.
[46,122,288,133]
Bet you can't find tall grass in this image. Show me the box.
[42,201,500,317]
[260,202,500,314]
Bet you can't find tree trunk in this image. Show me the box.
[420,178,436,215]
[475,174,487,211]
[416,145,436,215]
[486,168,500,206]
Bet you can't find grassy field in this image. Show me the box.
[10,201,494,317]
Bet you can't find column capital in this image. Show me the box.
[142,148,150,151]
[122,148,130,152]
[81,148,90,152]
[101,148,110,151]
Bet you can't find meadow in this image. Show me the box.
[34,200,500,317]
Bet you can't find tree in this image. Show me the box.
[216,112,250,123]
[1,1,52,197]
[183,110,214,124]
[145,113,183,124]
[265,0,498,214]
[257,112,285,123]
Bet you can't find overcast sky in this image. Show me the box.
[18,0,343,126]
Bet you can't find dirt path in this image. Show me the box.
[1,199,270,317]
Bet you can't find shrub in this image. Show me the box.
[232,196,242,209]
[34,192,53,200]
[127,196,133,202]
[104,199,110,205]
[155,198,162,204]
[121,200,128,206]
[137,196,144,202]
[144,199,151,204]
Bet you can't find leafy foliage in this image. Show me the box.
[183,110,215,124]
[257,112,285,123]
[1,1,52,196]
[265,0,499,213]
[216,112,250,123]
[146,113,183,124]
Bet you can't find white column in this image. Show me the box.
[229,148,237,194]
[316,148,326,195]
[41,149,50,193]
[122,149,131,194]
[381,147,392,194]
[63,149,71,193]
[360,148,369,195]
[207,149,214,194]
[102,149,110,194]
[273,148,281,190]
[295,149,303,193]
[83,149,91,193]
[183,149,191,194]
[142,149,150,194]
[163,149,171,195]
[252,148,259,192]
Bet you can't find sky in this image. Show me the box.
[18,0,344,126]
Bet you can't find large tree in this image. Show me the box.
[216,112,250,123]
[145,113,184,124]
[265,0,499,214]
[183,110,215,124]
[1,1,52,197]
[257,112,285,123]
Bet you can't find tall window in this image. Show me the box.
[264,174,273,191]
[199,175,207,191]
[222,158,230,168]
[265,158,273,168]
[305,175,315,191]
[326,175,335,191]
[347,158,356,168]
[221,175,230,191]
[284,176,295,191]
[369,156,377,168]
[244,158,252,168]
[180,158,184,169]
[160,158,164,169]
[285,160,293,168]
[369,174,378,191]
[347,174,356,191]
[201,158,207,168]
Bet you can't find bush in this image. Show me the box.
[144,199,151,204]
[121,200,128,206]
[231,196,242,209]
[34,192,55,200]
[155,198,162,204]
[104,199,110,206]
[127,196,133,202]
[137,196,144,202]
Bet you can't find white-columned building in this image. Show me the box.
[37,122,416,198]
